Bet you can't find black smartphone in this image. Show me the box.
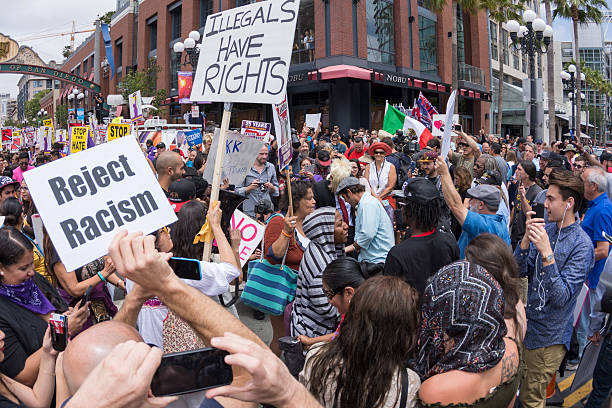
[169,257,202,280]
[49,313,68,352]
[78,285,93,309]
[453,124,463,132]
[410,161,417,172]
[532,203,545,220]
[151,347,233,396]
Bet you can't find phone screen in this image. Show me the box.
[303,164,316,173]
[532,203,545,219]
[169,257,202,280]
[151,347,233,396]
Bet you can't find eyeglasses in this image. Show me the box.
[374,151,386,156]
[20,186,28,191]
[574,164,584,169]
[324,286,345,300]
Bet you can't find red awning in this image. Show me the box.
[413,79,423,88]
[318,65,372,81]
[437,84,446,92]
[427,82,437,91]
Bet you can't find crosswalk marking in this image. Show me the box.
[562,379,592,407]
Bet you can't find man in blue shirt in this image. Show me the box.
[575,166,612,356]
[337,177,394,263]
[436,157,510,258]
[514,168,594,408]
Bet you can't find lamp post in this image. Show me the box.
[172,31,202,77]
[560,65,586,138]
[506,11,553,140]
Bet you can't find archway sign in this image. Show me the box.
[0,33,101,94]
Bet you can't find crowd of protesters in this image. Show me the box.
[0,123,612,408]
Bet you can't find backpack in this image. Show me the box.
[389,152,412,189]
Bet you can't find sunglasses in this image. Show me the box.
[324,286,345,300]
[374,151,386,156]
[354,138,364,143]
[574,164,584,169]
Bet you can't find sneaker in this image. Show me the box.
[253,309,266,320]
[566,361,579,371]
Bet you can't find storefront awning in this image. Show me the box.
[318,65,372,81]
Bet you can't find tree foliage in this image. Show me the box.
[118,60,168,109]
[96,11,114,25]
[55,105,68,130]
[24,89,51,125]
[62,45,73,59]
[3,118,21,128]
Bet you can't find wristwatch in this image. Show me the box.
[543,253,554,263]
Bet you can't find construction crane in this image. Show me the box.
[16,21,95,51]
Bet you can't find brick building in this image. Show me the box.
[57,0,493,134]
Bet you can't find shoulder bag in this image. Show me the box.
[241,214,298,316]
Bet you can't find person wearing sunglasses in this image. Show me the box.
[364,142,397,226]
[573,155,587,177]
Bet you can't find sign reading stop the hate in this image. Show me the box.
[190,0,300,104]
[70,126,88,154]
[107,123,131,141]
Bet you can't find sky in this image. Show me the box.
[0,0,610,98]
[0,0,115,96]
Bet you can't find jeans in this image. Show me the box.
[576,290,594,359]
[585,330,612,408]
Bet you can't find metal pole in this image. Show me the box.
[529,48,537,139]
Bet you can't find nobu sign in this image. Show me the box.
[190,0,300,104]
[24,136,177,271]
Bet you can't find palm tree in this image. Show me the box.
[544,0,557,143]
[482,0,525,135]
[553,0,607,137]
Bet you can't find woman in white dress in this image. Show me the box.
[363,142,397,225]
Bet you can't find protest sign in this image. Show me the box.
[203,129,264,186]
[43,119,53,129]
[190,0,300,104]
[230,209,264,266]
[77,108,85,122]
[161,129,178,147]
[70,126,88,154]
[305,113,321,130]
[24,136,177,271]
[273,93,292,171]
[107,123,131,141]
[241,120,271,141]
[191,105,199,118]
[431,113,459,138]
[1,128,12,144]
[440,90,457,160]
[178,71,193,104]
[185,129,203,147]
[128,90,143,120]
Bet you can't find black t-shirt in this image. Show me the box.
[510,183,543,245]
[0,394,25,407]
[383,229,460,296]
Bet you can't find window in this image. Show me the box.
[490,21,498,61]
[116,39,123,73]
[236,0,256,5]
[169,45,180,91]
[367,0,395,65]
[512,49,519,70]
[200,0,213,28]
[292,0,315,64]
[149,20,157,51]
[456,5,465,65]
[83,59,88,74]
[170,5,182,40]
[419,15,437,74]
[46,80,52,88]
[502,29,509,65]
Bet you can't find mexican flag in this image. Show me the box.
[382,102,433,149]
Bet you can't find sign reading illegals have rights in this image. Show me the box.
[190,0,300,104]
[24,136,177,271]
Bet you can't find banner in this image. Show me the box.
[23,136,177,271]
[431,113,459,138]
[203,129,265,186]
[190,0,300,104]
[107,123,131,141]
[184,129,203,147]
[191,105,199,118]
[1,128,12,143]
[43,119,53,129]
[101,23,115,80]
[128,90,143,120]
[241,120,271,141]
[76,108,85,122]
[70,126,88,154]
[440,90,457,159]
[273,93,292,171]
[178,71,193,104]
[230,209,265,266]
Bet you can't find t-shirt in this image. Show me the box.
[354,192,395,263]
[458,211,511,258]
[581,192,612,288]
[510,183,543,245]
[345,146,366,162]
[384,229,459,295]
[450,152,476,178]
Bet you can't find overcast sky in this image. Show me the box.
[0,0,609,98]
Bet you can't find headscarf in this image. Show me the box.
[0,277,55,315]
[416,260,506,380]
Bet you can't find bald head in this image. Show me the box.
[155,151,182,174]
[62,321,142,394]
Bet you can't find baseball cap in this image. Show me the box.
[475,170,503,187]
[418,151,439,162]
[0,176,19,191]
[517,137,527,144]
[168,179,196,213]
[564,144,577,153]
[317,150,332,166]
[156,142,166,149]
[600,152,612,162]
[336,177,361,194]
[466,184,500,210]
[400,178,441,204]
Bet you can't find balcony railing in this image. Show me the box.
[458,63,485,87]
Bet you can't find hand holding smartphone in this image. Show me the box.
[169,257,202,280]
[49,313,68,352]
[78,285,93,309]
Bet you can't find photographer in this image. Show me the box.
[235,146,279,218]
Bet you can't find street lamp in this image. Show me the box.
[173,31,203,76]
[561,64,586,138]
[507,12,553,140]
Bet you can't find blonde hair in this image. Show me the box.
[330,157,352,192]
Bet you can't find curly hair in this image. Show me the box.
[403,199,441,232]
[279,180,312,213]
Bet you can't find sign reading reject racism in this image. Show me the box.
[190,0,300,104]
[24,136,177,271]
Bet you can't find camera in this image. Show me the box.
[258,182,266,192]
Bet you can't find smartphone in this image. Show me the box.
[303,164,316,173]
[532,203,545,220]
[150,347,233,396]
[602,231,612,244]
[49,313,68,352]
[169,257,202,280]
[78,285,93,309]
[410,161,417,172]
[453,124,463,132]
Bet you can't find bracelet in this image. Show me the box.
[281,230,292,238]
[97,272,106,282]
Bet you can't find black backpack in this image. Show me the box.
[389,152,412,189]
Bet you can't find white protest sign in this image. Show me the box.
[203,128,265,186]
[128,90,143,120]
[161,129,178,147]
[273,93,292,171]
[440,90,457,160]
[305,113,321,129]
[431,113,459,138]
[24,136,177,271]
[230,209,264,266]
[190,0,300,104]
[241,120,271,141]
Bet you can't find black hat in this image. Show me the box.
[317,150,332,166]
[168,179,196,212]
[476,170,503,187]
[600,152,612,162]
[401,178,441,204]
[156,142,166,149]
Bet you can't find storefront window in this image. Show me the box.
[292,0,314,64]
[367,0,395,65]
[169,44,179,91]
[419,16,437,75]
[456,5,465,65]
[200,0,212,28]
